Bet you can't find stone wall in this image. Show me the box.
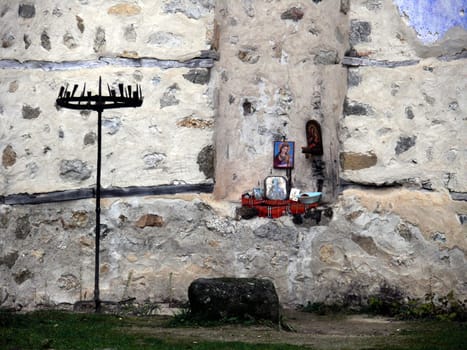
[337,0,467,304]
[342,0,466,193]
[2,188,465,309]
[1,0,216,195]
[1,0,466,311]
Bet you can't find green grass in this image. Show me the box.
[1,309,466,350]
[0,310,305,350]
[367,322,467,350]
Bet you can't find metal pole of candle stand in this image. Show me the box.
[286,168,292,196]
[56,77,143,312]
[94,80,103,313]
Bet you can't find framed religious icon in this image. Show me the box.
[273,141,294,169]
[289,188,301,202]
[253,187,264,200]
[301,120,323,156]
[264,176,288,200]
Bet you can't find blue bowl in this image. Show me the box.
[298,192,321,204]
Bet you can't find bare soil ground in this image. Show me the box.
[128,309,407,349]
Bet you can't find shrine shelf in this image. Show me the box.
[241,194,319,218]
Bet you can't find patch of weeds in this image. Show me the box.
[364,284,406,317]
[300,286,467,322]
[279,314,296,332]
[118,298,159,316]
[364,287,467,321]
[167,304,265,328]
[395,291,467,321]
[298,301,345,315]
[166,304,193,327]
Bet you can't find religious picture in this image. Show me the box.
[302,120,323,156]
[265,176,288,200]
[273,141,294,169]
[289,188,301,202]
[253,187,264,200]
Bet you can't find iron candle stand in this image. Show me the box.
[56,77,143,312]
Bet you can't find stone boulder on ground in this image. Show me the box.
[188,278,280,323]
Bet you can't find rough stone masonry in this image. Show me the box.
[0,0,466,310]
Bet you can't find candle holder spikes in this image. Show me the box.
[56,76,143,111]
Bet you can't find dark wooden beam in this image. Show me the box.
[1,183,214,205]
[0,51,218,71]
[101,184,214,197]
[450,192,467,201]
[438,50,467,62]
[2,188,94,205]
[342,56,419,68]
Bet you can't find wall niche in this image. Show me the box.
[213,2,346,206]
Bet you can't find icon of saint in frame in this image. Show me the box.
[273,141,294,169]
[265,176,288,200]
